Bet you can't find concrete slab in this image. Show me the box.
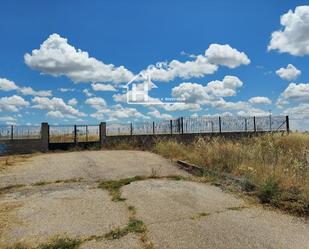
[122,179,309,249]
[0,184,128,247]
[0,150,187,188]
[148,208,309,249]
[122,179,245,223]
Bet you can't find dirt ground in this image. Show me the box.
[0,150,308,249]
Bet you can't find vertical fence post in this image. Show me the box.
[253,116,256,132]
[153,121,155,135]
[170,120,173,135]
[286,115,290,134]
[99,122,106,148]
[181,117,184,134]
[211,121,214,133]
[41,122,49,152]
[245,118,247,132]
[11,125,13,140]
[86,125,88,142]
[130,123,133,136]
[269,115,272,131]
[219,116,222,133]
[74,125,77,144]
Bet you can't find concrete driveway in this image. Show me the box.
[0,150,308,249]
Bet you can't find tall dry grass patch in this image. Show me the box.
[154,133,309,215]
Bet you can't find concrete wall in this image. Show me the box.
[0,121,280,156]
[0,123,48,156]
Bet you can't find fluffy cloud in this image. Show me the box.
[171,76,243,105]
[205,44,250,68]
[85,97,107,110]
[0,95,29,112]
[248,96,272,105]
[91,83,116,91]
[109,104,149,121]
[277,83,309,105]
[276,64,301,81]
[58,88,75,92]
[205,76,243,97]
[0,78,18,91]
[68,98,78,106]
[147,108,173,120]
[0,77,52,96]
[32,96,85,118]
[142,44,250,82]
[88,102,149,121]
[142,56,218,82]
[82,89,93,97]
[268,6,309,56]
[19,87,52,97]
[0,116,16,125]
[24,33,134,84]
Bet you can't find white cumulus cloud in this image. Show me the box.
[268,6,309,56]
[0,78,18,91]
[277,83,309,106]
[85,97,107,111]
[276,64,301,81]
[248,96,272,105]
[68,98,78,106]
[19,87,52,97]
[91,83,116,91]
[0,95,29,112]
[205,44,250,68]
[32,96,85,118]
[24,33,134,84]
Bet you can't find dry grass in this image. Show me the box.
[154,133,309,216]
[0,154,34,172]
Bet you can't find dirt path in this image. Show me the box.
[0,151,308,249]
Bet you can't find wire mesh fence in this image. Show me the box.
[49,125,100,143]
[0,125,41,140]
[106,115,288,136]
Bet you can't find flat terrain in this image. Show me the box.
[0,150,308,249]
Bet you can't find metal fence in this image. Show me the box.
[106,115,289,136]
[49,125,100,143]
[0,125,41,140]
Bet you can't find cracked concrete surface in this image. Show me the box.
[0,150,308,249]
[122,179,309,249]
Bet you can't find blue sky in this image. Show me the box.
[0,0,308,130]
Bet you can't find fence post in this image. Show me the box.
[86,125,88,142]
[286,115,290,133]
[181,117,184,134]
[170,120,173,135]
[99,122,106,148]
[41,122,49,152]
[245,118,247,132]
[11,125,13,140]
[74,125,77,144]
[269,115,272,131]
[153,121,155,135]
[253,116,256,132]
[130,123,133,136]
[211,121,214,133]
[219,116,222,133]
